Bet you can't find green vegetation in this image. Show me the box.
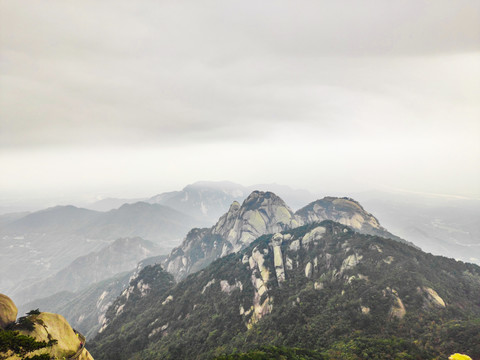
[214,346,325,360]
[0,309,60,360]
[90,221,480,360]
[0,329,50,360]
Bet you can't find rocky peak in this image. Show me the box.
[164,191,299,280]
[296,197,380,230]
[294,196,412,245]
[211,191,298,251]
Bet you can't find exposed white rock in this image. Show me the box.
[251,247,270,283]
[419,287,446,308]
[289,240,301,251]
[136,280,151,297]
[383,256,394,264]
[115,304,125,316]
[162,295,173,305]
[286,257,293,270]
[220,279,243,294]
[361,306,370,314]
[314,281,324,290]
[202,279,216,294]
[247,295,273,329]
[271,234,286,283]
[302,226,326,246]
[148,323,169,338]
[340,253,363,273]
[305,262,313,278]
[389,289,406,319]
[371,244,383,253]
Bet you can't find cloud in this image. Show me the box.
[0,0,479,199]
[1,0,479,148]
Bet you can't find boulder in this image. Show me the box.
[0,294,17,329]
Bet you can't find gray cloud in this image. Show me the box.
[1,0,479,148]
[0,0,479,199]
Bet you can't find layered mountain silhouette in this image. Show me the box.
[0,202,196,296]
[13,237,158,306]
[20,255,167,340]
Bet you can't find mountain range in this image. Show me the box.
[12,237,158,307]
[163,191,411,281]
[0,202,196,297]
[90,219,480,359]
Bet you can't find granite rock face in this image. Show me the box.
[0,294,17,329]
[295,197,414,246]
[0,294,94,359]
[211,191,299,251]
[164,191,299,280]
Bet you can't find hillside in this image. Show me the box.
[12,237,158,306]
[90,221,480,359]
[20,255,167,340]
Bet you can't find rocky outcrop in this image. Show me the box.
[212,191,299,251]
[0,294,17,329]
[21,312,94,360]
[295,197,413,246]
[164,191,299,280]
[418,286,446,308]
[386,288,406,319]
[0,294,94,359]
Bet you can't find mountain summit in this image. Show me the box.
[164,191,299,279]
[163,191,408,280]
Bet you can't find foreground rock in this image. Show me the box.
[0,294,17,329]
[0,293,94,360]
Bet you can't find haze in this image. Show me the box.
[1,0,479,206]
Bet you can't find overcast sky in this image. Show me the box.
[1,0,479,206]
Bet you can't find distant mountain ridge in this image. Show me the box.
[13,237,159,306]
[0,202,196,296]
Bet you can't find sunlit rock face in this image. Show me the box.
[0,294,94,360]
[0,294,17,329]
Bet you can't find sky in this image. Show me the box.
[1,0,479,207]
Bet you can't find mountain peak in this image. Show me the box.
[212,191,297,251]
[164,191,298,279]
